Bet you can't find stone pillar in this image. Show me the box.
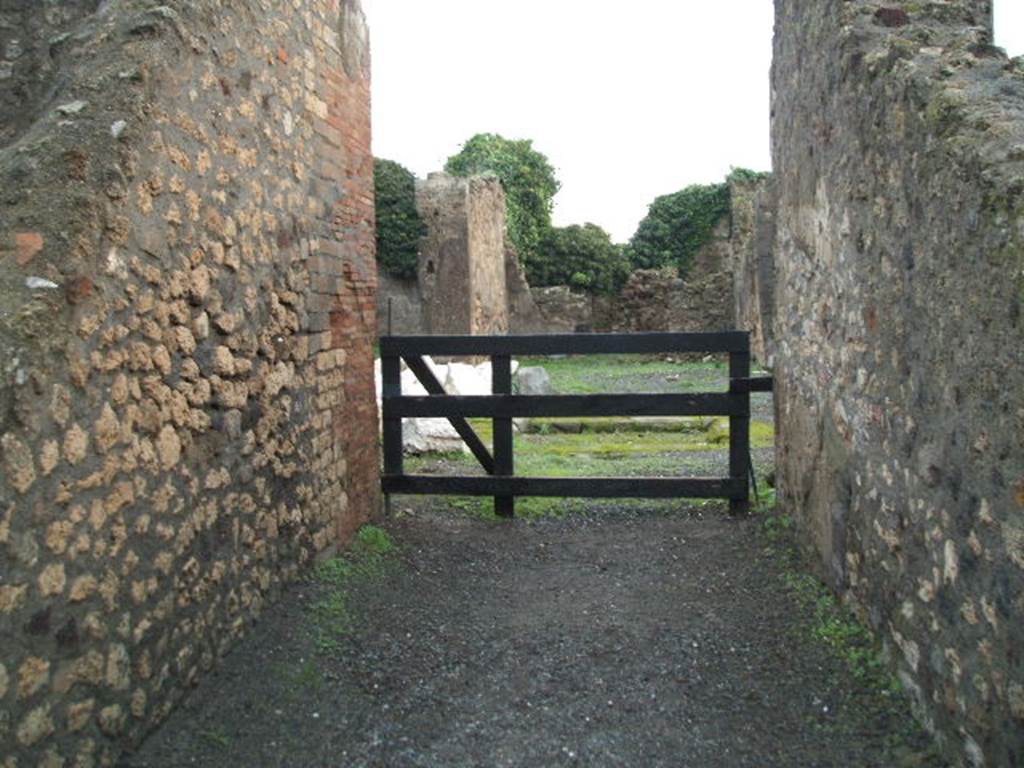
[416,173,509,336]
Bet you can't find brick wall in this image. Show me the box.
[0,0,378,764]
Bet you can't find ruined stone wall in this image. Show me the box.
[772,1,1023,763]
[528,286,594,333]
[731,175,776,365]
[519,217,738,335]
[505,245,548,335]
[0,0,377,764]
[610,224,735,334]
[415,173,509,336]
[375,271,423,336]
[467,177,509,336]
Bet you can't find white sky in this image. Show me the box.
[365,0,1024,244]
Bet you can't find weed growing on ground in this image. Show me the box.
[353,524,396,556]
[757,504,900,693]
[273,657,324,698]
[311,525,397,652]
[198,725,231,748]
[753,483,778,511]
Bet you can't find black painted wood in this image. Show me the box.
[379,331,749,358]
[732,376,774,393]
[384,393,741,419]
[379,331,756,512]
[381,354,403,478]
[492,355,514,517]
[728,350,752,515]
[382,475,746,499]
[403,355,495,474]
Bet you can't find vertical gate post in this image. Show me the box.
[728,338,751,515]
[382,353,404,479]
[492,354,515,518]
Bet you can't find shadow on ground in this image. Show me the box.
[122,503,941,768]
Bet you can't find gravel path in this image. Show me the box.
[122,503,938,768]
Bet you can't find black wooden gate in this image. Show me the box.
[380,331,771,517]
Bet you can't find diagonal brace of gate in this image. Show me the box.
[402,355,495,474]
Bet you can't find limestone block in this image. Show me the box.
[514,366,553,396]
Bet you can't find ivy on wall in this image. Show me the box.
[627,168,767,277]
[374,158,426,280]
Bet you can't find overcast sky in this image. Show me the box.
[365,1,1024,243]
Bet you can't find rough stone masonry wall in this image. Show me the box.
[772,1,1023,764]
[415,173,509,336]
[375,271,423,336]
[0,1,378,765]
[730,175,776,366]
[522,216,739,335]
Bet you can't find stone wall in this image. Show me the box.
[377,175,757,339]
[0,1,378,764]
[732,176,777,365]
[415,173,509,336]
[0,1,102,148]
[376,271,423,336]
[520,215,741,335]
[505,245,548,335]
[772,1,1023,764]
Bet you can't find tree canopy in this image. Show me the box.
[444,133,560,281]
[374,158,426,280]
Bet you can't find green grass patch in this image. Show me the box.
[310,525,397,652]
[413,418,772,464]
[401,357,774,521]
[518,354,728,394]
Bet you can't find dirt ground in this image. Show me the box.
[121,501,943,768]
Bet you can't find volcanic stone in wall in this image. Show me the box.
[771,1,1023,763]
[731,174,776,366]
[0,0,378,763]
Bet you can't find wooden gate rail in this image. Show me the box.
[380,331,771,517]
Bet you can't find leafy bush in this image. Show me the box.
[533,223,630,295]
[444,133,560,279]
[374,158,426,280]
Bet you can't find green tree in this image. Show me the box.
[444,133,560,280]
[627,182,730,276]
[374,158,426,279]
[534,224,630,295]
